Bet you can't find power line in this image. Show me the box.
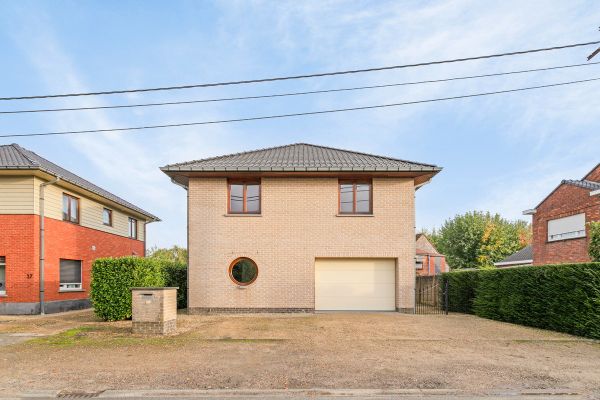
[1,40,599,101]
[1,76,598,139]
[2,61,598,115]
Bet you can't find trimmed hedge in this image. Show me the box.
[442,263,600,339]
[442,269,480,314]
[90,257,166,321]
[163,262,187,309]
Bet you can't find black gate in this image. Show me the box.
[415,275,448,315]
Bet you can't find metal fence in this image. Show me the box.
[415,275,448,315]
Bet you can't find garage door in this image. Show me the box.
[315,258,396,311]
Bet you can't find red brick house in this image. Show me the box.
[415,233,447,276]
[0,144,159,314]
[523,164,600,265]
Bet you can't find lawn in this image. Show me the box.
[1,310,599,395]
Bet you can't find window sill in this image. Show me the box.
[59,289,85,293]
[0,293,7,297]
[546,236,586,244]
[224,214,262,217]
[336,214,374,217]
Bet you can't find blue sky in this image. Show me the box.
[1,1,599,248]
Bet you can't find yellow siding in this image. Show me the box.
[0,176,35,214]
[33,177,145,242]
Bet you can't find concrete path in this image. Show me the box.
[0,333,45,347]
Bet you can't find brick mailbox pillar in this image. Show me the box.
[131,287,178,334]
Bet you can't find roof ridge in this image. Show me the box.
[162,142,303,168]
[162,142,440,170]
[10,143,39,166]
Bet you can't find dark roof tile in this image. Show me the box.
[0,144,158,221]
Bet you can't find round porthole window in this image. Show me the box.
[229,257,258,286]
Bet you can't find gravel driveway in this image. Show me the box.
[0,311,599,396]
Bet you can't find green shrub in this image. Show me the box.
[589,222,600,262]
[162,262,187,309]
[441,270,479,314]
[90,257,166,321]
[445,263,600,339]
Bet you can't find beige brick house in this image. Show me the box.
[161,143,441,313]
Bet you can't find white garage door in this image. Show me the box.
[315,258,396,311]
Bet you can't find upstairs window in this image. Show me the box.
[128,217,138,239]
[547,213,586,242]
[103,208,113,226]
[339,180,372,214]
[59,259,82,291]
[228,180,261,214]
[62,193,80,224]
[0,256,5,295]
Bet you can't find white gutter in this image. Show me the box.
[39,176,60,315]
[522,209,536,215]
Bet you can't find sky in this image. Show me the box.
[0,1,599,248]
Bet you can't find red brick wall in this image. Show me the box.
[0,215,37,302]
[533,184,600,265]
[0,215,144,304]
[583,164,600,182]
[416,254,447,276]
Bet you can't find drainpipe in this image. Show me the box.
[39,177,60,315]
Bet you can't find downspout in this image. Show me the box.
[39,177,60,315]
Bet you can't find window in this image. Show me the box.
[59,259,82,291]
[62,193,79,224]
[547,213,586,242]
[415,255,424,270]
[229,257,258,286]
[128,217,138,239]
[103,208,113,226]
[0,256,5,295]
[434,257,442,274]
[339,180,372,214]
[228,180,261,214]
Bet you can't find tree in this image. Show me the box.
[589,221,600,262]
[427,211,531,269]
[146,245,188,264]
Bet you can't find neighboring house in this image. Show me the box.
[523,164,600,265]
[0,144,159,314]
[415,233,447,276]
[161,143,441,313]
[493,245,533,268]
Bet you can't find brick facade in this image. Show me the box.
[187,177,416,312]
[532,170,600,265]
[415,234,447,276]
[131,288,177,334]
[0,214,144,314]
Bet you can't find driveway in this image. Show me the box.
[0,311,599,397]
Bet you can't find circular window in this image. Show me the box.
[229,257,258,286]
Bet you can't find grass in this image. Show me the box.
[23,325,287,349]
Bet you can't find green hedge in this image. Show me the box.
[442,269,480,314]
[162,262,187,309]
[442,263,600,339]
[90,257,166,321]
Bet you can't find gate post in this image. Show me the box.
[444,279,449,315]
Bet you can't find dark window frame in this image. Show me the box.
[62,193,80,224]
[338,179,373,214]
[128,217,138,239]
[103,208,113,227]
[228,257,259,286]
[0,256,6,295]
[227,179,261,214]
[59,258,82,291]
